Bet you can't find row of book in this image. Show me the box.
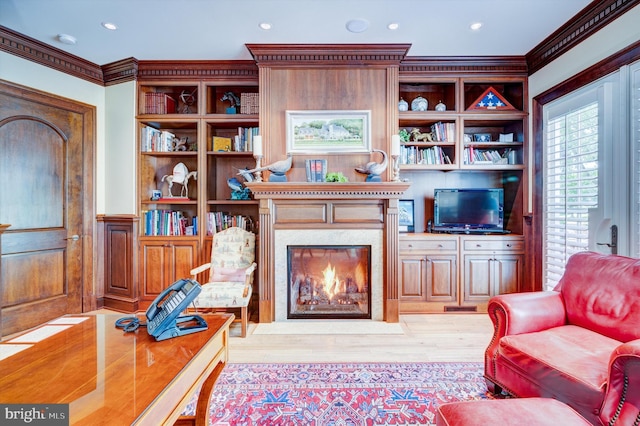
[143,210,197,236]
[463,147,514,164]
[143,92,176,115]
[305,159,327,182]
[400,145,452,165]
[207,212,255,234]
[141,126,176,152]
[430,121,456,142]
[212,127,260,152]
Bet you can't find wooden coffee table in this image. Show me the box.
[0,313,233,425]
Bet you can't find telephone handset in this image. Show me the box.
[146,278,208,341]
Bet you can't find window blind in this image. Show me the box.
[544,102,599,289]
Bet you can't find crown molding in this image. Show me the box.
[400,56,528,77]
[526,0,639,74]
[136,60,258,81]
[0,25,104,85]
[101,58,138,86]
[246,44,411,67]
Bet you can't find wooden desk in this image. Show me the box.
[0,313,233,425]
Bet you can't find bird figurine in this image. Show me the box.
[240,154,293,182]
[355,149,388,182]
[237,167,254,183]
[227,176,251,200]
[227,177,244,192]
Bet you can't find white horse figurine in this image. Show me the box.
[161,162,197,198]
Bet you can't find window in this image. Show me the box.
[544,102,599,289]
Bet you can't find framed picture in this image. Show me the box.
[473,133,492,142]
[286,110,371,153]
[398,199,415,233]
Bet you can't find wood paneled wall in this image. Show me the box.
[248,44,409,181]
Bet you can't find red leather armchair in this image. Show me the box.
[484,251,640,424]
[438,343,640,425]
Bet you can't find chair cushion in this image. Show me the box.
[194,281,252,308]
[436,398,591,426]
[496,325,620,419]
[211,267,246,283]
[195,282,252,308]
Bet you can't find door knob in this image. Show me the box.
[65,234,80,241]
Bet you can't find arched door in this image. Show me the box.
[0,80,94,336]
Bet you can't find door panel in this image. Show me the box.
[0,81,93,336]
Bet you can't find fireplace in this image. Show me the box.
[246,182,411,323]
[287,245,371,319]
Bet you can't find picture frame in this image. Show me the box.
[398,199,415,233]
[473,133,492,142]
[286,110,371,153]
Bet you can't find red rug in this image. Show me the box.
[183,362,488,425]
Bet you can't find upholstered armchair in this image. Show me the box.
[189,227,256,337]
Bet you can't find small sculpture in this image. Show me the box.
[227,167,253,200]
[355,149,388,182]
[161,162,197,198]
[220,92,240,114]
[411,128,435,142]
[241,154,293,182]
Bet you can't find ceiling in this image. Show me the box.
[0,0,593,66]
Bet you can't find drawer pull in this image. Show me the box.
[476,244,482,247]
[506,243,512,247]
[438,244,443,248]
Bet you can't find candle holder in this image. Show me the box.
[253,154,263,182]
[391,154,401,182]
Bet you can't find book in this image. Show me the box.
[213,136,232,152]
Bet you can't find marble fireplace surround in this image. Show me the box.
[246,182,410,323]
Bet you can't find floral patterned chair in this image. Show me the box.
[189,227,256,337]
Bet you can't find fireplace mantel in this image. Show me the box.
[247,181,410,323]
[246,182,411,200]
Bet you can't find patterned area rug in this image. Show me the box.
[184,362,488,425]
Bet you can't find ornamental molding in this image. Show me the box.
[246,182,411,199]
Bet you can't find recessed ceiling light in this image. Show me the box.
[57,34,77,45]
[470,22,483,31]
[259,22,272,30]
[388,23,399,30]
[101,22,118,31]
[346,19,369,33]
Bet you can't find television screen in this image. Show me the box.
[433,188,504,233]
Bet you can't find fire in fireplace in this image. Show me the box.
[287,245,371,319]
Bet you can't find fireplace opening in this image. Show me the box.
[287,245,371,319]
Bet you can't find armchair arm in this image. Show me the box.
[190,263,212,278]
[485,291,567,385]
[600,339,640,425]
[244,262,257,285]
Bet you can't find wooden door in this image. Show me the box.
[0,80,94,337]
[425,255,457,303]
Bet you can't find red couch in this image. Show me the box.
[484,251,640,425]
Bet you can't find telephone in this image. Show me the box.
[146,278,208,341]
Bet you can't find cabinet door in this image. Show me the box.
[462,255,493,303]
[425,255,457,303]
[399,255,427,301]
[493,254,523,295]
[139,239,198,302]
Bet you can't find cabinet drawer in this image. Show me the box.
[400,239,457,252]
[463,239,524,252]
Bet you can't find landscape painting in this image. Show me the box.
[286,110,371,153]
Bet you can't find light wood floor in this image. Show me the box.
[228,314,493,364]
[87,310,493,364]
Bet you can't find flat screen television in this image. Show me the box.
[433,188,505,233]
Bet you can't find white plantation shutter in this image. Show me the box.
[632,61,640,257]
[544,95,599,290]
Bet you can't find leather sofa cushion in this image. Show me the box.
[557,252,640,342]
